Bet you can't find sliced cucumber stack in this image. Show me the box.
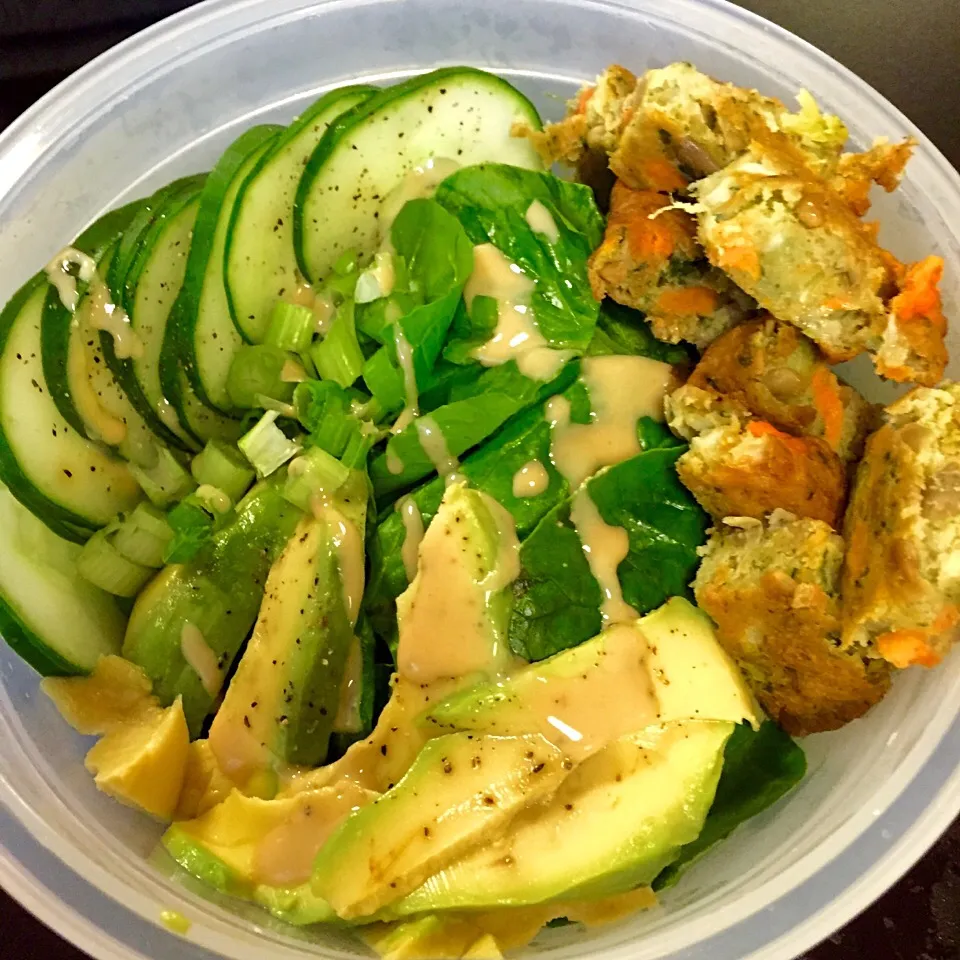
[175,125,283,413]
[224,87,377,343]
[294,67,544,283]
[0,484,126,674]
[102,177,206,451]
[0,276,143,540]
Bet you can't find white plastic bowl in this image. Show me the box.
[1,1,959,959]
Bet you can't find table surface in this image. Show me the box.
[1,1,959,958]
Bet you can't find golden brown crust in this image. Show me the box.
[830,138,916,217]
[696,564,891,736]
[687,315,876,460]
[840,419,958,666]
[677,422,847,526]
[588,181,751,348]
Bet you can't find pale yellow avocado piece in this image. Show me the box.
[462,935,502,959]
[175,740,236,820]
[84,697,189,820]
[640,597,760,728]
[166,781,377,892]
[42,654,155,734]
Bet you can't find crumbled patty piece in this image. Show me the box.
[665,383,746,441]
[695,511,891,735]
[588,181,753,349]
[829,137,915,217]
[842,384,960,667]
[692,138,894,364]
[687,315,877,460]
[676,419,847,526]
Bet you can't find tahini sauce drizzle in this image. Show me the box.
[180,623,223,698]
[312,499,364,626]
[333,636,364,732]
[397,496,425,582]
[525,200,560,244]
[512,460,549,498]
[253,781,373,887]
[547,355,677,625]
[517,622,658,760]
[415,416,463,485]
[465,244,572,382]
[397,485,519,685]
[380,157,460,231]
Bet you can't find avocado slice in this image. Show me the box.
[208,471,369,789]
[310,732,569,920]
[293,482,521,796]
[162,780,375,922]
[123,480,301,736]
[389,719,733,915]
[424,597,758,756]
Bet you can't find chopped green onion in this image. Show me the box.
[255,394,298,418]
[293,381,354,456]
[312,300,365,389]
[282,447,351,511]
[112,503,173,568]
[190,439,255,503]
[227,344,295,410]
[333,249,359,276]
[341,426,378,470]
[354,251,395,304]
[164,497,219,564]
[77,527,154,596]
[264,302,315,353]
[361,345,406,413]
[238,410,302,477]
[129,447,196,507]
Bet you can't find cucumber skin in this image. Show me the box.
[40,202,144,443]
[0,278,98,543]
[123,481,302,737]
[102,176,208,451]
[0,593,79,676]
[175,124,283,411]
[223,87,377,344]
[293,67,543,283]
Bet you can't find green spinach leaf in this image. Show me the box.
[509,426,708,660]
[654,722,807,890]
[361,198,473,412]
[435,164,604,358]
[587,300,697,366]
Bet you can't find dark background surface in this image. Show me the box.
[1,0,959,958]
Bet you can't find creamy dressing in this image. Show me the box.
[525,200,560,244]
[396,485,519,685]
[516,623,658,761]
[86,279,144,361]
[385,446,406,475]
[44,247,96,312]
[548,355,677,489]
[180,623,223,698]
[155,397,182,432]
[280,358,309,383]
[313,292,336,334]
[380,157,461,231]
[195,484,232,514]
[397,496,425,582]
[569,488,639,625]
[546,355,676,627]
[512,460,550,498]
[415,416,462,483]
[288,277,316,308]
[333,636,364,732]
[465,244,571,381]
[252,782,372,887]
[393,327,419,433]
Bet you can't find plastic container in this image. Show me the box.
[1,1,959,958]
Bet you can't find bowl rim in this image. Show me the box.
[1,1,959,959]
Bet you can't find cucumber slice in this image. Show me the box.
[40,202,143,445]
[294,68,543,283]
[176,125,283,412]
[0,277,143,540]
[103,177,207,451]
[116,182,207,450]
[0,484,126,675]
[225,86,377,343]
